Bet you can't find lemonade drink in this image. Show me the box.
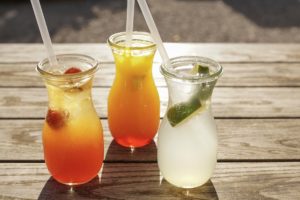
[37,54,104,185]
[158,56,222,188]
[108,32,160,148]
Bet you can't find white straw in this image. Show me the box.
[30,0,58,66]
[137,0,170,66]
[125,0,135,47]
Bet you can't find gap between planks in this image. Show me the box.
[1,116,300,120]
[2,61,300,64]
[1,159,300,164]
[1,86,300,89]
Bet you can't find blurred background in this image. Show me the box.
[1,0,300,43]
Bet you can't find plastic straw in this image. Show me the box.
[137,0,170,66]
[125,0,135,47]
[30,0,58,66]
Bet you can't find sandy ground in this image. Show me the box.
[0,0,300,43]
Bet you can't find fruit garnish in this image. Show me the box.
[64,67,82,74]
[167,98,201,127]
[46,109,69,129]
[196,64,209,75]
[167,64,211,127]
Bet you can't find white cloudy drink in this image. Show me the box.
[158,56,222,188]
[158,105,217,188]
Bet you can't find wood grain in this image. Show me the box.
[0,162,299,200]
[0,87,299,118]
[1,62,300,87]
[1,43,300,63]
[0,43,299,200]
[0,119,299,161]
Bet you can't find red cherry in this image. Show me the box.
[64,67,82,74]
[46,109,68,129]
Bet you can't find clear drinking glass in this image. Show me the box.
[158,56,222,188]
[37,54,104,185]
[107,32,160,148]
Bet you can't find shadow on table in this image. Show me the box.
[38,140,218,199]
[223,0,300,27]
[103,140,219,199]
[160,179,219,200]
[104,140,158,162]
[37,176,101,200]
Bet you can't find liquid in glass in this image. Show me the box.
[158,56,222,188]
[37,54,104,185]
[108,32,160,148]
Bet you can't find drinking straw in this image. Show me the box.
[30,0,58,66]
[125,0,135,47]
[137,0,171,66]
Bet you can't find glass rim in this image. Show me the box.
[36,54,99,80]
[160,56,223,83]
[107,31,156,51]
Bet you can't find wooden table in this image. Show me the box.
[0,43,300,200]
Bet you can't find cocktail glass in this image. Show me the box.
[158,56,222,188]
[37,54,104,185]
[107,32,160,148]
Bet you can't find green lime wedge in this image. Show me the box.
[167,63,211,127]
[190,63,209,75]
[197,64,209,74]
[167,98,201,127]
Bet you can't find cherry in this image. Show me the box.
[64,67,82,74]
[46,109,68,129]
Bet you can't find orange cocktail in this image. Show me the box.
[108,32,160,148]
[37,54,104,185]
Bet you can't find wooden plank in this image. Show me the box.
[0,62,165,88]
[0,87,299,118]
[219,63,300,87]
[0,162,299,200]
[0,119,299,161]
[1,43,300,63]
[1,62,300,87]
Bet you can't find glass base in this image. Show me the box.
[163,177,210,189]
[115,138,152,148]
[52,175,97,186]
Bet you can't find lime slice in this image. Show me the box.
[190,63,209,75]
[167,63,210,127]
[167,98,201,127]
[197,64,209,75]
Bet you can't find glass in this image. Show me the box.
[107,32,160,148]
[158,56,222,188]
[37,54,104,185]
